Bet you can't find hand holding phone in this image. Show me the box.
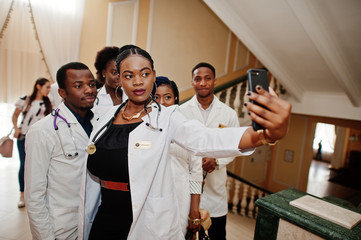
[247,69,269,131]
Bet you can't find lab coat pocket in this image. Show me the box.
[50,207,78,238]
[144,193,179,239]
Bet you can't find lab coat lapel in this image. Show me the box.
[128,103,167,235]
[188,96,204,123]
[205,96,220,127]
[57,103,89,140]
[89,104,120,144]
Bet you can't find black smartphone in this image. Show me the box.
[247,68,269,131]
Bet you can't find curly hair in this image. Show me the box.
[94,46,120,84]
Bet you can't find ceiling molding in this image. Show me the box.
[287,0,361,107]
[204,0,361,120]
[203,0,304,102]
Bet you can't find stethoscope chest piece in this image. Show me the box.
[86,144,96,155]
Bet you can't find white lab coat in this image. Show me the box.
[180,95,240,218]
[25,103,97,240]
[91,86,113,118]
[96,86,113,106]
[78,103,253,240]
[92,86,128,117]
[169,142,203,235]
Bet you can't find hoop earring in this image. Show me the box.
[115,86,122,100]
[150,82,157,98]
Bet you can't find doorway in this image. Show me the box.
[312,122,336,162]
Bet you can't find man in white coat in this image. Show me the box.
[25,62,98,240]
[180,62,239,240]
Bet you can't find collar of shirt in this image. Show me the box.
[195,95,215,123]
[64,103,94,137]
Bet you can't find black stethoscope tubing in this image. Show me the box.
[90,98,162,145]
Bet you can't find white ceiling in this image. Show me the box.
[204,0,361,121]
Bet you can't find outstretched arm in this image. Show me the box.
[172,88,291,157]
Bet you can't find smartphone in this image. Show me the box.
[247,69,269,131]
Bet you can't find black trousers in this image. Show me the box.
[208,215,227,240]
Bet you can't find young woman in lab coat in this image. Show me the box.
[78,47,292,240]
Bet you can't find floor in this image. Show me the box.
[0,157,31,240]
[306,159,361,208]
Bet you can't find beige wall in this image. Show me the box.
[265,114,361,193]
[79,0,261,101]
[265,115,314,192]
[149,0,230,92]
[79,0,125,77]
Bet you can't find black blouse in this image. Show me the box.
[87,122,141,239]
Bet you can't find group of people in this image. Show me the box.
[12,44,291,239]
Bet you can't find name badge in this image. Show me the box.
[218,123,227,128]
[134,141,152,149]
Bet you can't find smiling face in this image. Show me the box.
[59,69,97,116]
[119,55,155,105]
[192,66,216,98]
[154,84,176,107]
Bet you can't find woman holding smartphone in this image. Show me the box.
[78,47,291,239]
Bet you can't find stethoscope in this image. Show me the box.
[86,98,162,155]
[52,108,79,160]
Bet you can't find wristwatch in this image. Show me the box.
[188,216,201,225]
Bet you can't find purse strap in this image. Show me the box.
[7,127,14,137]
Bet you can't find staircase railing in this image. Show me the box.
[215,71,282,219]
[227,171,272,219]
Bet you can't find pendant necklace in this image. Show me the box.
[121,102,146,121]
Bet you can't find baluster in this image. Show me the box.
[226,176,232,204]
[240,183,249,216]
[215,91,222,99]
[242,81,249,114]
[255,190,264,218]
[247,187,256,218]
[232,180,241,213]
[225,88,232,107]
[233,84,241,117]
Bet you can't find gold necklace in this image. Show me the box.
[121,102,145,121]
